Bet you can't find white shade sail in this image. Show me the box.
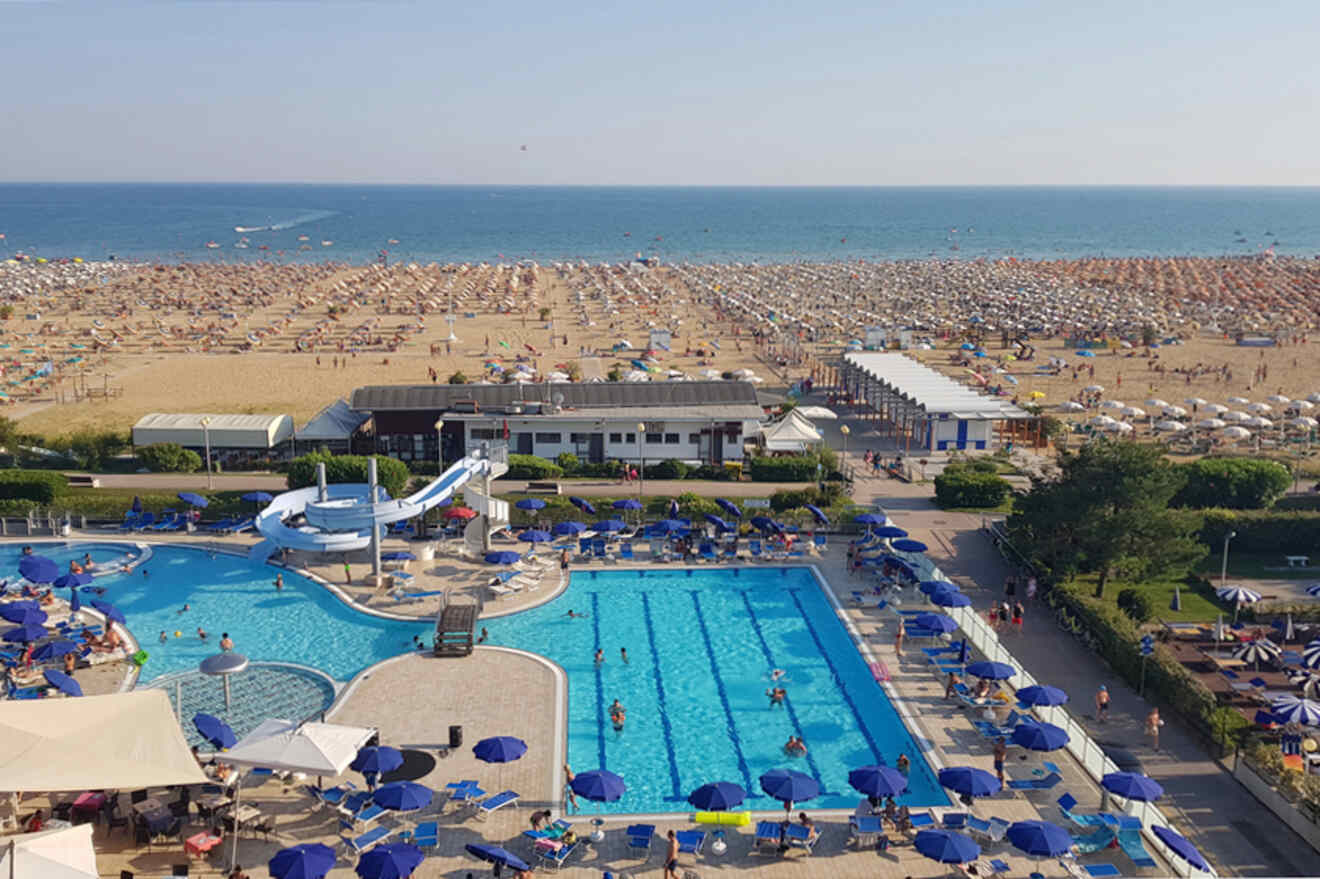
[0,824,98,879]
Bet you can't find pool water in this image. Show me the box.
[0,541,139,580]
[483,566,948,813]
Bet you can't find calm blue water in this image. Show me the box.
[3,184,1320,264]
[483,566,947,814]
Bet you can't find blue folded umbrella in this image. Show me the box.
[552,520,587,535]
[90,600,126,624]
[749,516,780,533]
[687,781,746,811]
[914,829,981,864]
[758,768,819,803]
[938,766,1002,797]
[668,499,680,518]
[465,843,531,872]
[649,518,688,534]
[42,669,82,697]
[703,512,731,531]
[269,842,336,879]
[569,496,596,515]
[242,491,275,504]
[473,736,528,763]
[913,612,958,634]
[484,551,521,565]
[1010,721,1070,752]
[0,605,45,624]
[371,782,432,812]
[351,746,404,775]
[17,555,59,584]
[52,572,93,590]
[847,765,908,798]
[570,769,627,802]
[1006,820,1073,857]
[1151,825,1210,872]
[355,842,424,879]
[966,660,1015,680]
[515,498,547,510]
[892,538,927,553]
[1017,684,1069,707]
[2,623,47,643]
[32,639,77,661]
[178,491,209,508]
[715,498,741,518]
[518,529,553,543]
[612,498,643,510]
[380,551,416,561]
[804,503,829,525]
[193,713,238,750]
[1101,772,1164,802]
[593,519,626,532]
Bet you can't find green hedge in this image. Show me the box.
[1173,457,1292,509]
[1272,494,1320,512]
[747,455,820,482]
[286,451,410,498]
[769,483,844,513]
[506,454,564,480]
[0,470,68,503]
[644,459,688,480]
[934,464,1011,508]
[137,443,202,473]
[1198,508,1320,554]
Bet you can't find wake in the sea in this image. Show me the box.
[233,209,338,233]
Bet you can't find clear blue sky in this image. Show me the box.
[4,1,1317,185]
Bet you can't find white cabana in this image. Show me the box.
[0,690,207,792]
[220,719,376,775]
[760,408,824,452]
[0,824,98,879]
[794,405,838,421]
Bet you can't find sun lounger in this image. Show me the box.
[1083,864,1122,877]
[578,537,592,558]
[592,539,607,558]
[410,820,438,848]
[1008,771,1063,791]
[988,858,1012,876]
[537,839,579,870]
[474,789,519,819]
[943,812,968,830]
[849,815,884,847]
[620,542,635,560]
[132,512,155,531]
[339,824,392,854]
[965,816,992,838]
[1072,825,1117,854]
[987,818,1011,842]
[118,513,139,531]
[814,534,827,549]
[677,829,707,855]
[1116,828,1157,868]
[754,820,783,853]
[337,791,373,817]
[351,804,384,826]
[699,542,717,561]
[749,539,763,559]
[782,823,814,853]
[228,517,254,533]
[907,811,936,830]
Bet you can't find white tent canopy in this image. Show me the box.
[760,408,824,452]
[0,824,98,879]
[220,719,375,775]
[794,405,838,421]
[0,690,207,793]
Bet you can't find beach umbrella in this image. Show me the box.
[551,520,587,536]
[1101,772,1164,802]
[891,538,927,553]
[1203,403,1229,414]
[1163,405,1188,417]
[1075,350,1095,358]
[932,589,971,608]
[715,498,741,518]
[847,765,908,798]
[571,769,627,802]
[1248,402,1273,413]
[178,491,209,508]
[1221,425,1251,440]
[1083,384,1104,393]
[1017,684,1069,707]
[130,495,143,514]
[650,518,688,534]
[355,843,424,879]
[966,660,1015,680]
[612,498,643,511]
[687,781,746,811]
[42,669,82,697]
[483,551,521,565]
[443,506,477,520]
[241,491,274,505]
[1151,825,1210,872]
[380,551,415,561]
[1196,418,1226,430]
[1120,406,1146,418]
[1006,820,1074,857]
[920,579,957,596]
[517,529,552,543]
[873,525,908,539]
[371,782,432,812]
[31,639,76,661]
[2,623,47,643]
[269,843,336,879]
[1154,420,1186,432]
[473,736,527,763]
[1146,398,1170,408]
[913,612,959,634]
[750,516,780,533]
[90,600,125,624]
[1301,643,1320,669]
[593,519,627,532]
[1010,721,1070,752]
[0,605,45,624]
[703,513,732,531]
[569,496,597,515]
[51,571,92,590]
[938,766,1002,798]
[17,555,59,583]
[914,829,981,864]
[759,768,819,804]
[1217,586,1261,605]
[1184,397,1206,407]
[192,713,237,750]
[351,746,404,776]
[668,499,680,518]
[1270,695,1320,726]
[464,844,531,873]
[854,513,886,526]
[515,498,546,511]
[804,503,829,525]
[1058,401,1085,412]
[1233,639,1280,671]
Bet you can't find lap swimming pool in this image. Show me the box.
[483,566,948,814]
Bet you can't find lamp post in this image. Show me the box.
[840,424,850,474]
[434,419,445,469]
[200,416,213,490]
[1220,529,1237,588]
[637,422,646,498]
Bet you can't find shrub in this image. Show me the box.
[770,484,844,513]
[747,455,819,482]
[447,371,469,384]
[934,463,1011,508]
[674,491,721,517]
[555,452,581,475]
[606,368,622,382]
[689,464,733,481]
[52,430,130,470]
[137,443,202,473]
[577,460,622,478]
[1173,457,1292,510]
[0,470,68,503]
[1198,508,1320,555]
[1271,495,1320,512]
[645,459,688,480]
[286,451,410,498]
[504,454,563,480]
[1116,588,1153,623]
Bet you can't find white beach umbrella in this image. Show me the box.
[1083,384,1104,393]
[1221,426,1252,440]
[1163,405,1188,417]
[1291,417,1318,429]
[1203,403,1229,415]
[1248,402,1273,413]
[1111,421,1134,433]
[1120,406,1146,418]
[1218,586,1263,604]
[1100,400,1125,410]
[1222,411,1250,423]
[1154,420,1187,432]
[1303,676,1320,701]
[1302,643,1320,670]
[1196,418,1226,430]
[1234,638,1280,671]
[1289,400,1315,411]
[1089,415,1117,428]
[1308,392,1320,404]
[1267,394,1291,404]
[1145,398,1169,408]
[1228,396,1251,405]
[1247,416,1273,429]
[1058,401,1085,412]
[1184,397,1207,406]
[1305,584,1320,598]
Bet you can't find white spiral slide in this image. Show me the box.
[247,454,491,561]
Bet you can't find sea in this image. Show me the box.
[3,184,1320,265]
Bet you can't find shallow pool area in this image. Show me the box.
[483,566,948,813]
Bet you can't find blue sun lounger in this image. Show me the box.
[339,823,392,854]
[1083,864,1122,877]
[1072,825,1117,854]
[1008,771,1063,791]
[908,811,937,830]
[1116,828,1157,868]
[676,829,706,855]
[620,542,635,560]
[537,840,579,870]
[410,821,438,848]
[626,823,655,857]
[783,823,814,854]
[754,820,783,853]
[474,789,520,820]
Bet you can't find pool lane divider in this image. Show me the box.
[590,590,608,770]
[639,592,685,801]
[688,590,755,795]
[737,590,833,795]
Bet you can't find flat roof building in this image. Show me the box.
[132,413,295,451]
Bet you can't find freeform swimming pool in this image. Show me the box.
[483,566,948,813]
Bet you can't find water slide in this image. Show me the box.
[247,454,491,561]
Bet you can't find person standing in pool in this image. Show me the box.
[274,574,283,591]
[594,648,604,666]
[219,632,234,652]
[620,647,629,663]
[197,627,208,641]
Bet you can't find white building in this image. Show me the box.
[132,413,295,452]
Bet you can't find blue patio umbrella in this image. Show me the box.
[52,572,92,590]
[1270,695,1320,726]
[42,669,82,697]
[355,843,424,879]
[192,713,238,750]
[380,551,415,561]
[241,491,274,504]
[612,498,643,511]
[932,589,971,608]
[570,769,627,802]
[715,498,742,518]
[804,503,829,525]
[1010,721,1070,752]
[913,612,959,634]
[649,519,687,534]
[484,551,521,565]
[178,491,209,508]
[914,829,981,864]
[966,661,1015,680]
[873,525,908,538]
[593,519,627,532]
[473,736,528,763]
[90,600,126,624]
[569,496,597,515]
[1006,820,1074,857]
[668,499,680,518]
[17,555,59,583]
[371,782,433,812]
[352,746,404,776]
[687,781,746,811]
[269,843,336,879]
[2,623,47,643]
[847,765,909,798]
[552,520,587,536]
[703,513,731,532]
[464,844,531,873]
[854,513,886,526]
[130,495,143,514]
[892,538,927,553]
[758,768,819,804]
[749,516,780,533]
[515,497,547,511]
[32,639,76,661]
[938,766,1002,798]
[518,529,553,543]
[1101,772,1164,802]
[920,580,957,596]
[0,605,45,624]
[1017,685,1069,707]
[1151,825,1210,872]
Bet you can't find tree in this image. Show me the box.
[447,371,469,384]
[935,462,1011,508]
[0,415,19,452]
[1173,457,1292,510]
[286,451,410,498]
[1141,324,1158,347]
[137,443,202,473]
[1008,440,1207,598]
[606,367,622,382]
[63,429,130,470]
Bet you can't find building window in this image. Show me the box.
[609,433,622,443]
[471,428,497,440]
[534,432,561,444]
[625,433,636,443]
[645,433,663,444]
[664,433,679,444]
[688,433,701,444]
[570,432,590,444]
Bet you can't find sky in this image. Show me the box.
[3,1,1319,185]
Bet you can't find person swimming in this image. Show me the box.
[594,648,605,665]
[784,735,807,756]
[767,686,786,708]
[609,699,626,731]
[769,668,787,681]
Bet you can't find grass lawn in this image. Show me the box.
[1195,552,1319,582]
[1073,573,1227,622]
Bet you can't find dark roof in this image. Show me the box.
[351,380,761,413]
